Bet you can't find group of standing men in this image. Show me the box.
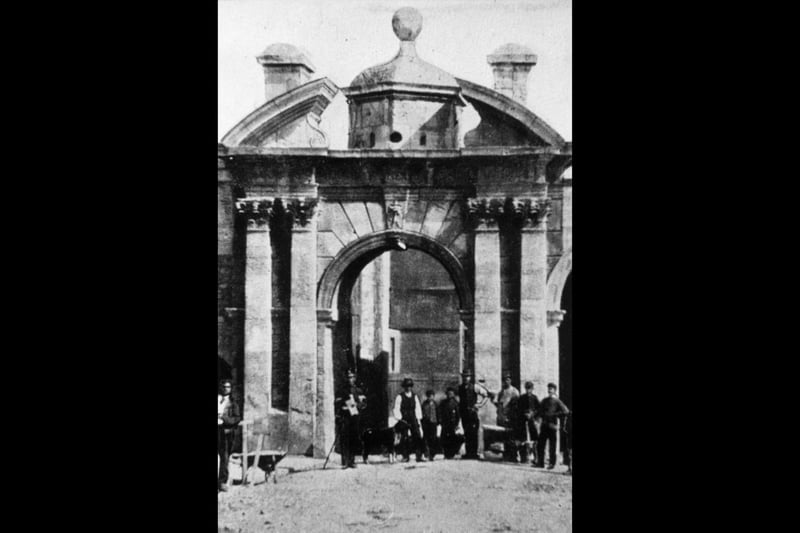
[493,372,571,469]
[336,368,571,470]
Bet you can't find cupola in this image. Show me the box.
[343,7,466,150]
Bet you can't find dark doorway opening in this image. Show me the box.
[332,248,463,431]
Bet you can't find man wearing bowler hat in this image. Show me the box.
[392,377,426,462]
[458,369,492,459]
[335,369,366,469]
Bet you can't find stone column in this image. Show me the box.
[357,261,376,360]
[375,252,391,358]
[218,152,234,256]
[315,309,336,459]
[546,310,566,387]
[468,198,503,393]
[518,198,549,392]
[286,199,319,456]
[237,198,274,422]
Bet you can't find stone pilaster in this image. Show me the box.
[517,198,550,392]
[546,309,566,388]
[468,198,503,393]
[218,154,235,256]
[286,199,319,455]
[315,309,336,459]
[237,198,274,422]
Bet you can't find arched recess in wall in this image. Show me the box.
[317,229,473,313]
[546,247,572,311]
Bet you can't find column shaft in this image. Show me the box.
[287,224,318,455]
[520,223,548,391]
[314,314,335,458]
[243,220,272,421]
[474,227,502,393]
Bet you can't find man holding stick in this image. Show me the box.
[335,369,366,469]
[518,381,541,465]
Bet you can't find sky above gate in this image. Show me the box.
[218,0,572,147]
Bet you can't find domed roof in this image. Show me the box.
[257,43,315,70]
[349,7,458,90]
[350,47,458,88]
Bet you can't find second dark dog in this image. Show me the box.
[361,420,411,464]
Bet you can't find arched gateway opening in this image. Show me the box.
[318,230,473,430]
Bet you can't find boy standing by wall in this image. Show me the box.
[421,390,439,461]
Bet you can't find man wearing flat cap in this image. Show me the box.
[392,377,426,462]
[335,369,366,469]
[536,383,570,469]
[458,369,492,459]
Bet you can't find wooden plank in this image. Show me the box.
[252,434,265,483]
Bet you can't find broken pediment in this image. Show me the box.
[457,78,566,150]
[221,78,339,149]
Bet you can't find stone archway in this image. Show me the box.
[546,247,572,312]
[318,229,473,313]
[545,248,571,408]
[314,229,474,457]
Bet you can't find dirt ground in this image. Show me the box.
[218,454,572,533]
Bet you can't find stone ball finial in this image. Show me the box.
[392,7,423,41]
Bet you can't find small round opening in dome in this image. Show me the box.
[390,131,403,143]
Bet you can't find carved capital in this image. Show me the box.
[236,197,318,229]
[511,197,551,229]
[236,197,274,231]
[468,197,550,229]
[547,309,567,327]
[467,197,505,229]
[284,198,318,228]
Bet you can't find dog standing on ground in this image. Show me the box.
[361,420,411,464]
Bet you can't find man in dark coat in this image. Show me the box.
[458,370,492,459]
[335,369,366,469]
[421,390,439,461]
[518,381,541,465]
[438,387,462,459]
[536,383,570,469]
[393,377,426,462]
[218,379,241,492]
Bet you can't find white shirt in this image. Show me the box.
[218,394,230,425]
[393,391,422,421]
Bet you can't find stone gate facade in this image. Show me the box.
[218,7,572,457]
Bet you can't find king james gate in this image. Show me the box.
[217,8,572,458]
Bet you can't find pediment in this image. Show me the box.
[456,78,566,149]
[221,78,339,148]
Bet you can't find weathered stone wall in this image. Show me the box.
[546,178,571,273]
[218,160,245,400]
[389,249,460,376]
[220,153,569,455]
[349,97,460,149]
